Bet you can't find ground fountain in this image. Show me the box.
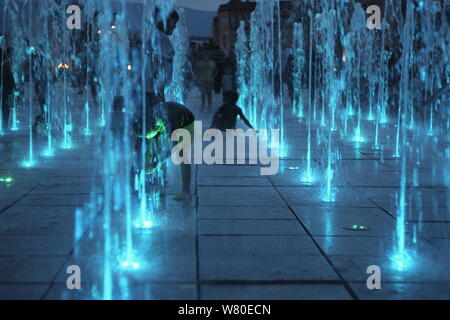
[0,0,449,300]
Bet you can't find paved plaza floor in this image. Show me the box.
[0,90,449,300]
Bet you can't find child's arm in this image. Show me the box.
[237,107,253,129]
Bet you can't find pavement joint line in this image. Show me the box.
[198,219,297,221]
[199,234,323,238]
[198,205,290,207]
[199,234,308,237]
[195,164,201,300]
[267,177,359,300]
[197,185,271,187]
[198,280,344,285]
[26,193,94,195]
[414,220,450,223]
[198,205,384,209]
[0,255,69,258]
[353,185,448,189]
[0,186,39,215]
[36,281,200,286]
[368,198,396,219]
[198,206,290,209]
[198,235,394,239]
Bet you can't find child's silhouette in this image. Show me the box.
[211,91,253,131]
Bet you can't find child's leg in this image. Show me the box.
[174,121,195,202]
[180,162,191,194]
[207,87,212,110]
[200,87,206,110]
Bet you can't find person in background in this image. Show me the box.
[88,11,100,106]
[195,53,217,112]
[210,91,253,132]
[31,49,48,137]
[284,53,294,104]
[0,47,15,130]
[211,45,226,94]
[110,96,127,138]
[225,48,237,74]
[221,65,236,103]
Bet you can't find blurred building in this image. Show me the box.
[211,0,386,54]
[211,0,450,55]
[212,0,292,54]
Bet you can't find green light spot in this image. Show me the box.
[0,177,13,183]
[344,224,372,231]
[143,119,167,140]
[145,129,160,140]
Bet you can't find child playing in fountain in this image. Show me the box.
[132,7,196,202]
[210,91,253,131]
[135,93,195,202]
